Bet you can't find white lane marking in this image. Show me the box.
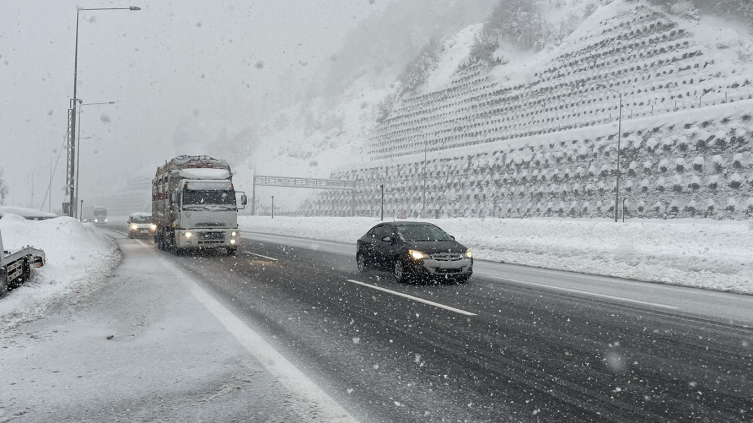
[346,279,477,316]
[487,276,679,310]
[243,251,279,262]
[145,246,356,422]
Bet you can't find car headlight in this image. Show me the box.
[409,250,429,260]
[150,224,157,231]
[131,224,137,230]
[185,231,192,239]
[465,250,472,258]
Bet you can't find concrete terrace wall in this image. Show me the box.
[298,1,753,220]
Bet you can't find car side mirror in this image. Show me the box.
[241,194,248,206]
[382,236,392,243]
[450,235,456,240]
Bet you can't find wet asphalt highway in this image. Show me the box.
[140,230,753,423]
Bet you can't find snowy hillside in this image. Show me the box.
[236,0,753,219]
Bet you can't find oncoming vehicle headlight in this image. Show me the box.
[465,250,472,258]
[409,250,429,260]
[131,224,137,230]
[150,224,157,231]
[185,231,193,239]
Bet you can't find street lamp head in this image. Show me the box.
[130,6,141,10]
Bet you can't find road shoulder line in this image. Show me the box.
[145,242,357,423]
[488,275,679,310]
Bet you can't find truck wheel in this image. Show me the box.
[0,268,7,296]
[226,247,237,256]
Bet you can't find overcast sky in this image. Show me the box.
[0,0,388,210]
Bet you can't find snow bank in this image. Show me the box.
[0,214,120,329]
[240,216,753,295]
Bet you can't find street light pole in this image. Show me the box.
[380,184,384,221]
[598,84,622,223]
[74,100,116,213]
[67,6,140,218]
[422,135,427,219]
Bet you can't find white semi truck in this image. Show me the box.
[152,155,246,255]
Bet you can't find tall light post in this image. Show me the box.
[598,84,622,222]
[422,133,428,219]
[66,6,140,218]
[75,100,117,213]
[379,184,385,221]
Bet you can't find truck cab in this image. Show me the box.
[170,179,244,251]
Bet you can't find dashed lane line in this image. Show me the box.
[487,275,679,310]
[345,279,477,316]
[243,251,279,262]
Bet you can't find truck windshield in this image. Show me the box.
[182,189,236,206]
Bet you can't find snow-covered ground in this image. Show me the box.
[0,213,120,329]
[240,216,753,295]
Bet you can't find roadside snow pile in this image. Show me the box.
[240,216,753,295]
[0,214,120,329]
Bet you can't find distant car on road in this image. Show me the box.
[127,212,156,239]
[356,221,472,283]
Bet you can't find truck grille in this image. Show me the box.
[200,232,225,240]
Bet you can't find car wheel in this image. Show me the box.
[128,232,133,239]
[356,253,368,273]
[393,258,407,283]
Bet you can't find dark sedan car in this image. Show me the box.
[356,221,473,283]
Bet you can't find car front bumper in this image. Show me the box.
[129,225,156,238]
[408,256,473,279]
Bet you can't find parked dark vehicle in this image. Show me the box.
[356,221,472,283]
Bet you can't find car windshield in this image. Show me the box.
[131,215,151,224]
[396,225,453,242]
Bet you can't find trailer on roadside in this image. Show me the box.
[0,230,46,295]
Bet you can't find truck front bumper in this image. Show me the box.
[174,229,240,249]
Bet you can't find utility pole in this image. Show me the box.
[380,184,384,221]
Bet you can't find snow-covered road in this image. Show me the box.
[0,230,353,423]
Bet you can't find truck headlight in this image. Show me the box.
[465,250,472,258]
[231,231,237,237]
[131,224,137,230]
[409,250,429,260]
[230,239,236,245]
[185,232,192,239]
[150,224,157,231]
